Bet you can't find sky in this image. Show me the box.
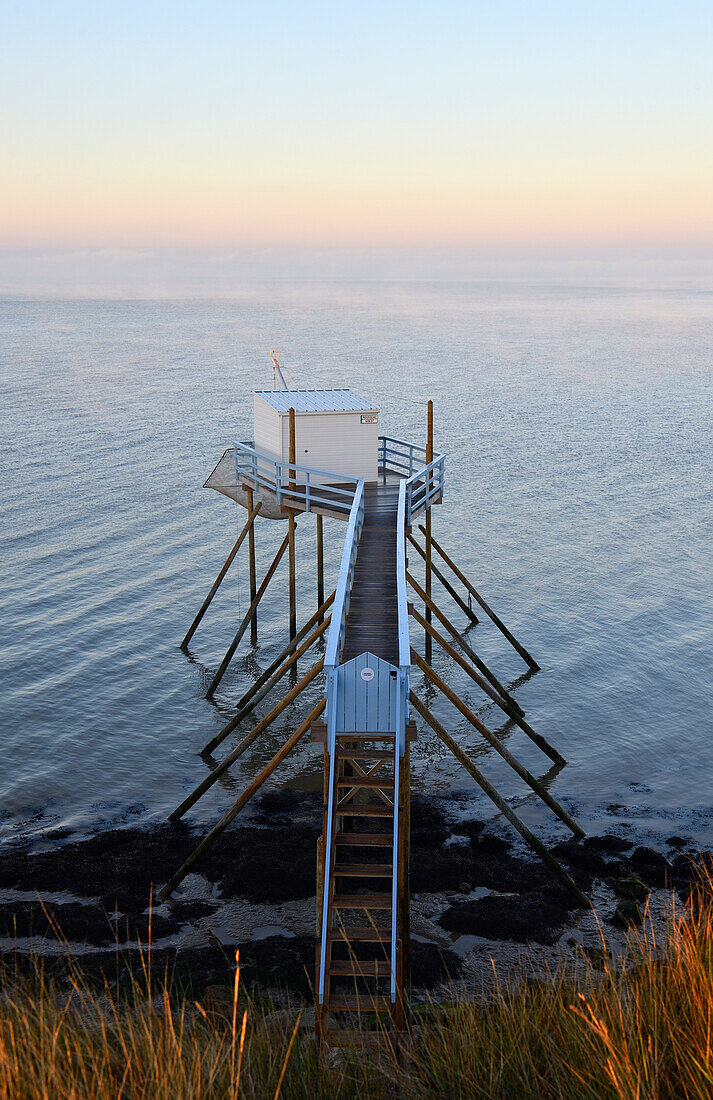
[1,1,712,251]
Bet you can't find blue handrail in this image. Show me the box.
[233,440,358,517]
[324,482,365,668]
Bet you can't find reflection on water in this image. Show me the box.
[1,270,711,852]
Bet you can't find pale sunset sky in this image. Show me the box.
[1,0,712,251]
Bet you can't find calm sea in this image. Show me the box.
[1,263,711,851]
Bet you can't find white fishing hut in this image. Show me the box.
[252,389,380,483]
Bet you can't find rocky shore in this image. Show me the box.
[0,790,706,1007]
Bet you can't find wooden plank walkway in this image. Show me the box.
[341,482,400,665]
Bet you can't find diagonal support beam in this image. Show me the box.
[418,526,540,670]
[202,613,331,755]
[409,693,591,909]
[411,648,583,838]
[170,657,325,822]
[206,532,290,699]
[407,532,478,624]
[409,603,565,767]
[181,501,262,650]
[160,699,326,900]
[407,571,524,717]
[232,591,335,717]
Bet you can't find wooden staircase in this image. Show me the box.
[316,732,405,1046]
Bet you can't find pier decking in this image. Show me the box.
[341,482,399,665]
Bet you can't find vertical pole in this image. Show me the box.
[401,736,411,1001]
[316,514,325,623]
[288,407,297,640]
[425,400,434,664]
[246,487,258,644]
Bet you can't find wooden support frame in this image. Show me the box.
[409,693,591,910]
[246,487,258,644]
[180,500,262,651]
[206,532,290,699]
[407,532,478,624]
[170,657,325,821]
[411,648,584,837]
[418,525,541,671]
[409,603,565,767]
[229,590,334,716]
[316,514,325,623]
[288,407,297,640]
[202,613,331,755]
[160,699,326,900]
[407,571,524,717]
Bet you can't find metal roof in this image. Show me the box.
[253,389,378,414]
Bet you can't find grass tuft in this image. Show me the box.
[1,877,713,1097]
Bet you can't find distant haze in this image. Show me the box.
[1,1,712,251]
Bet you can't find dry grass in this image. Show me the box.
[1,885,713,1098]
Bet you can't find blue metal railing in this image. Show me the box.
[233,440,358,517]
[389,478,411,1003]
[323,482,366,668]
[404,455,445,526]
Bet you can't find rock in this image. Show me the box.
[666,835,687,849]
[201,984,235,1022]
[472,834,509,855]
[580,945,611,969]
[613,876,648,902]
[450,820,486,841]
[567,846,609,876]
[610,901,643,927]
[439,884,577,945]
[583,835,632,854]
[630,847,672,887]
[458,882,472,894]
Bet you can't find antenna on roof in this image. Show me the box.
[270,349,289,391]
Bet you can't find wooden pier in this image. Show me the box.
[161,388,590,1049]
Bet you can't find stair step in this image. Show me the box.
[328,959,393,977]
[325,994,392,1012]
[335,733,395,741]
[333,893,392,910]
[328,927,391,942]
[333,863,392,877]
[322,1029,393,1048]
[337,776,395,790]
[337,749,394,761]
[336,805,394,818]
[335,833,392,847]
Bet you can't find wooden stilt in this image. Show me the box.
[316,514,325,623]
[170,657,325,821]
[424,400,434,664]
[410,648,584,838]
[408,603,565,767]
[400,739,411,996]
[160,699,326,899]
[246,488,258,645]
[418,526,540,671]
[407,571,524,717]
[288,407,297,640]
[409,693,591,909]
[407,532,478,624]
[206,533,290,699]
[202,614,331,755]
[229,591,334,715]
[180,501,262,650]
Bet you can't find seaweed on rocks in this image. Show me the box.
[439,884,578,945]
